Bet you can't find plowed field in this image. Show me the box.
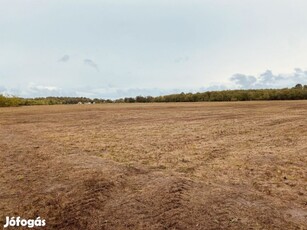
[0,101,306,229]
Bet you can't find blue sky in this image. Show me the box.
[1,0,307,98]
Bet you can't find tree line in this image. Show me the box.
[116,84,307,103]
[0,96,109,107]
[1,84,307,107]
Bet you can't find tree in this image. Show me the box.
[294,84,303,89]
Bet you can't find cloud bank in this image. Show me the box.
[1,69,307,99]
[0,84,220,99]
[230,69,307,89]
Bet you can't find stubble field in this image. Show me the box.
[0,101,306,229]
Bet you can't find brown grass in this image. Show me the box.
[0,101,306,229]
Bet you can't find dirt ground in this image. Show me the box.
[0,101,306,229]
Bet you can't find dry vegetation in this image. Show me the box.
[0,101,306,229]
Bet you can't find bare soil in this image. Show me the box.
[0,101,306,229]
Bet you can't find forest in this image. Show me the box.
[1,84,307,107]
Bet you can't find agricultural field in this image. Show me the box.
[0,101,306,229]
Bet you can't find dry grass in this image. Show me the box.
[0,101,306,229]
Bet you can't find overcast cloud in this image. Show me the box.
[1,0,307,98]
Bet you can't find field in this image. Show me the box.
[0,101,306,229]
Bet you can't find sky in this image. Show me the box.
[1,0,307,98]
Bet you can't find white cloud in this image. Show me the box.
[230,74,257,88]
[1,83,69,98]
[229,69,307,89]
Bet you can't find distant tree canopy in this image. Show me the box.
[1,84,307,107]
[0,96,106,107]
[117,85,307,103]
